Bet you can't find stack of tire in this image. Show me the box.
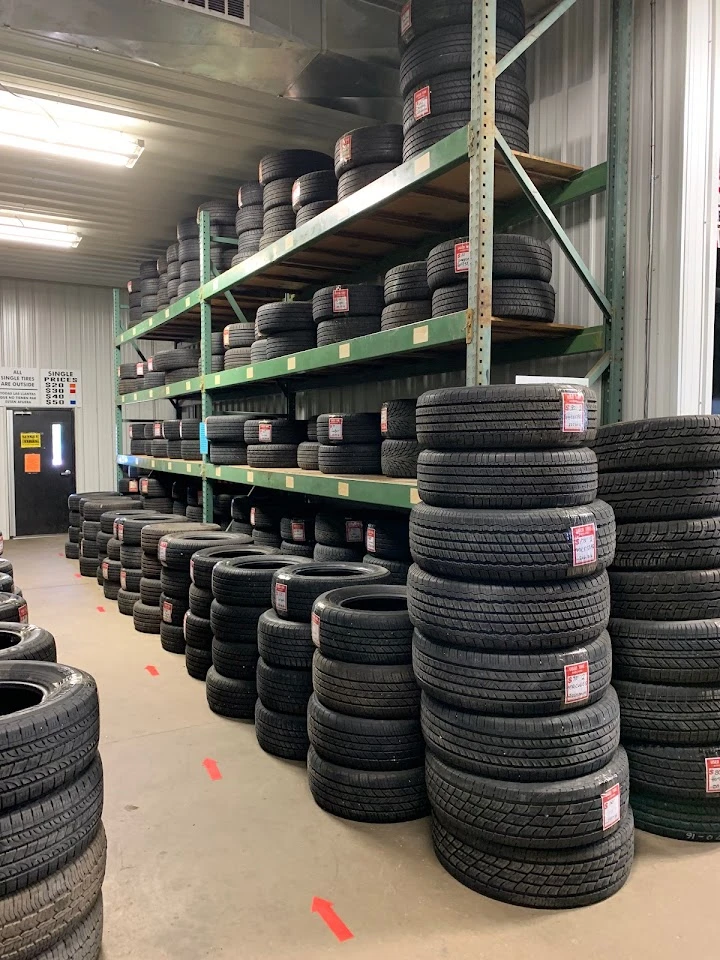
[118,362,140,396]
[258,150,334,250]
[250,504,282,549]
[186,486,203,521]
[399,0,530,161]
[160,421,183,461]
[234,182,264,264]
[140,476,173,513]
[213,492,233,528]
[317,412,382,476]
[334,125,403,201]
[428,233,555,323]
[293,170,337,227]
[595,415,720,842]
[230,495,253,535]
[199,332,225,375]
[364,513,412,584]
[298,418,320,470]
[382,261,431,332]
[127,276,142,327]
[409,383,634,908]
[250,337,269,364]
[99,508,143,609]
[312,283,384,347]
[156,254,169,312]
[314,511,365,562]
[149,346,200,386]
[308,583,428,821]
[199,199,239,276]
[280,508,317,558]
[381,398,420,478]
[148,421,168,459]
[222,322,255,370]
[208,414,251,466]
[128,423,148,455]
[180,419,202,462]
[206,554,309,718]
[66,491,118,560]
[135,362,166,392]
[79,495,139,580]
[245,417,306,469]
[166,242,180,304]
[0,661,105,960]
[139,259,160,320]
[122,516,189,634]
[255,301,316,360]
[0,620,56,662]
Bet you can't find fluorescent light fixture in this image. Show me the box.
[0,214,82,249]
[0,92,144,168]
[52,424,63,467]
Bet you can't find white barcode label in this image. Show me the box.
[258,423,273,443]
[571,523,597,566]
[147,358,154,372]
[564,661,590,704]
[706,758,720,793]
[601,783,621,830]
[275,582,288,613]
[413,85,431,119]
[345,520,363,543]
[291,521,306,543]
[366,526,376,553]
[141,479,149,494]
[190,558,195,582]
[312,612,321,646]
[562,391,587,433]
[292,181,301,207]
[328,416,344,441]
[454,241,470,273]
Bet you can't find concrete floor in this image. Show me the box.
[6,535,719,959]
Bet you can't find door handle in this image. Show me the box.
[60,470,72,477]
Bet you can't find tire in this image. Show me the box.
[337,164,397,201]
[495,112,531,153]
[363,553,409,585]
[431,810,634,909]
[314,513,365,547]
[417,447,598,509]
[313,543,364,562]
[206,415,255,442]
[160,622,185,654]
[492,278,555,321]
[403,113,474,161]
[0,596,28,624]
[210,601,266,643]
[308,695,423,770]
[206,667,257,719]
[316,316,380,346]
[188,585,212,618]
[381,399,417,439]
[259,150,333,186]
[160,531,231,570]
[185,644,213,681]
[252,530,282,548]
[380,301,432,330]
[598,469,720,523]
[493,234,552,281]
[257,609,314,668]
[615,679,720,745]
[78,557,98,578]
[211,638,258,679]
[625,742,720,800]
[254,702,309,760]
[191,544,265,589]
[427,237,470,292]
[333,124,403,177]
[238,183,264,207]
[630,792,720,841]
[297,442,319,470]
[246,445,299,468]
[422,687,620,782]
[610,617,720,684]
[133,602,161,635]
[209,443,248,466]
[183,611,212,649]
[0,624,56,663]
[614,516,720,570]
[255,301,314,335]
[365,516,410,560]
[291,170,337,211]
[223,348,252,369]
[416,384,598,449]
[312,284,385,322]
[313,652,419,719]
[244,419,303,444]
[399,26,471,98]
[384,262,430,304]
[316,413,381,445]
[80,541,98,560]
[236,206,263,233]
[64,542,80,560]
[263,331,316,359]
[281,541,314,558]
[413,628,612,715]
[68,527,81,543]
[0,826,105,960]
[160,568,191,597]
[106,539,121,561]
[256,658,313,714]
[120,570,143,594]
[397,0,525,48]
[318,444,382,474]
[150,346,199,373]
[262,207,296,235]
[312,585,412,664]
[222,324,255,349]
[101,559,121,584]
[272,562,391,623]
[307,747,428,823]
[427,746,629,850]
[609,568,720,620]
[117,590,140,615]
[407,565,610,652]
[410,500,615,583]
[381,439,420,478]
[296,200,335,226]
[593,416,720,472]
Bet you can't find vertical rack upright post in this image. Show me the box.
[199,209,214,522]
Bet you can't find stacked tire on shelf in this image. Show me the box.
[334,124,403,201]
[0,661,105,959]
[255,301,316,361]
[308,584,428,821]
[410,384,634,908]
[316,412,382,475]
[259,150,334,250]
[151,346,200,388]
[139,259,159,321]
[235,182,264,263]
[313,512,365,562]
[292,169,337,227]
[399,0,530,161]
[312,283,384,348]
[380,399,420,479]
[363,513,412,585]
[596,416,720,842]
[382,261,431,332]
[297,417,320,471]
[245,418,306,469]
[222,321,255,371]
[127,276,142,327]
[280,508,317,558]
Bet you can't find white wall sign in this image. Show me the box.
[0,368,40,406]
[40,369,82,407]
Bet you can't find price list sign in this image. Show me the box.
[41,370,81,407]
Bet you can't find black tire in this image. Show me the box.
[417,447,598,509]
[365,516,410,561]
[188,584,212,617]
[140,553,161,579]
[312,284,384,322]
[160,622,185,654]
[236,206,264,233]
[630,792,720,841]
[297,442,320,470]
[160,568,191,597]
[78,557,99,578]
[101,559,121,584]
[337,164,397,201]
[206,667,257,719]
[313,652,419,719]
[383,262,429,304]
[238,182,264,207]
[316,317,380,346]
[313,543,364,562]
[403,113,475,162]
[139,578,162,606]
[314,513,365,547]
[64,542,80,560]
[247,445,299,468]
[381,399,417,440]
[259,150,333,186]
[257,609,314,668]
[422,687,620,782]
[211,638,258,679]
[593,416,720,472]
[493,234,552,281]
[210,602,266,643]
[255,301,314,335]
[118,515,180,547]
[0,595,28,624]
[610,568,720,620]
[0,827,105,960]
[598,469,720,523]
[316,413,381,445]
[0,624,56,664]
[223,348,252,370]
[256,658,313,714]
[307,747,428,823]
[68,527,81,543]
[252,530,282,549]
[209,443,248,466]
[102,582,120,602]
[363,553,409,585]
[431,810,634,909]
[0,756,103,897]
[160,530,233,570]
[296,200,335,226]
[244,419,303,444]
[191,544,265,589]
[416,384,598,449]
[610,616,720,684]
[380,301,432,330]
[398,0,525,48]
[222,324,255,349]
[318,444,382,474]
[185,644,213,681]
[106,539,121,561]
[615,679,720,745]
[183,611,212,648]
[263,331,316,359]
[492,278,555,321]
[625,742,720,800]
[410,500,614,583]
[312,585,412,663]
[614,516,720,570]
[291,170,337,211]
[333,124,403,177]
[262,206,296,235]
[255,702,309,760]
[427,237,470,292]
[281,541,314,558]
[80,541,98,560]
[117,590,140,615]
[272,562,391,623]
[399,26,471,98]
[120,567,142,593]
[413,628,612,715]
[133,602,161,635]
[308,694,423,771]
[408,565,610,652]
[495,112,531,153]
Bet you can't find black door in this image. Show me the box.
[12,409,76,536]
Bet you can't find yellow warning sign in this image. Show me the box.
[20,433,41,449]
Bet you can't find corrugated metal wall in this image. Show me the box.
[0,278,118,536]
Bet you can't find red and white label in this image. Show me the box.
[292,181,301,208]
[400,0,412,34]
[380,406,388,435]
[18,603,28,624]
[454,241,470,274]
[413,85,431,120]
[345,520,363,543]
[328,416,344,441]
[571,523,597,567]
[705,757,720,793]
[102,561,109,580]
[312,612,321,646]
[120,570,127,589]
[136,362,144,377]
[158,540,168,562]
[366,525,376,553]
[250,507,256,527]
[153,423,163,438]
[162,600,173,623]
[564,660,590,704]
[117,522,125,542]
[190,558,195,582]
[561,391,587,433]
[333,288,350,313]
[147,357,154,372]
[601,783,621,830]
[258,422,273,443]
[291,521,306,543]
[338,135,352,164]
[223,326,231,348]
[141,478,149,494]
[275,582,288,613]
[128,480,139,493]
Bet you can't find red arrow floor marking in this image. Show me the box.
[311,898,354,943]
[74,573,81,579]
[203,758,222,781]
[145,665,159,677]
[96,606,105,613]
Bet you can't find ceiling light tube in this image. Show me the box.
[0,215,81,249]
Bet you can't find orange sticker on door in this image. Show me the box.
[24,453,41,473]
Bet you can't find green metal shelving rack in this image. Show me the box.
[113,0,633,521]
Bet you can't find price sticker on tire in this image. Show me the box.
[153,423,163,438]
[366,526,376,553]
[312,612,321,646]
[258,423,273,443]
[250,507,256,526]
[291,521,306,543]
[223,327,231,348]
[400,0,412,35]
[380,406,388,435]
[333,288,350,313]
[328,416,344,441]
[564,660,589,704]
[338,136,352,164]
[601,783,621,830]
[454,241,470,274]
[128,480,138,493]
[158,540,168,562]
[162,600,173,624]
[18,603,28,624]
[120,570,127,589]
[275,582,288,613]
[561,391,587,433]
[413,86,431,120]
[141,478,149,494]
[136,362,144,377]
[706,758,720,793]
[117,523,124,542]
[102,561,109,580]
[345,520,363,543]
[571,522,597,567]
